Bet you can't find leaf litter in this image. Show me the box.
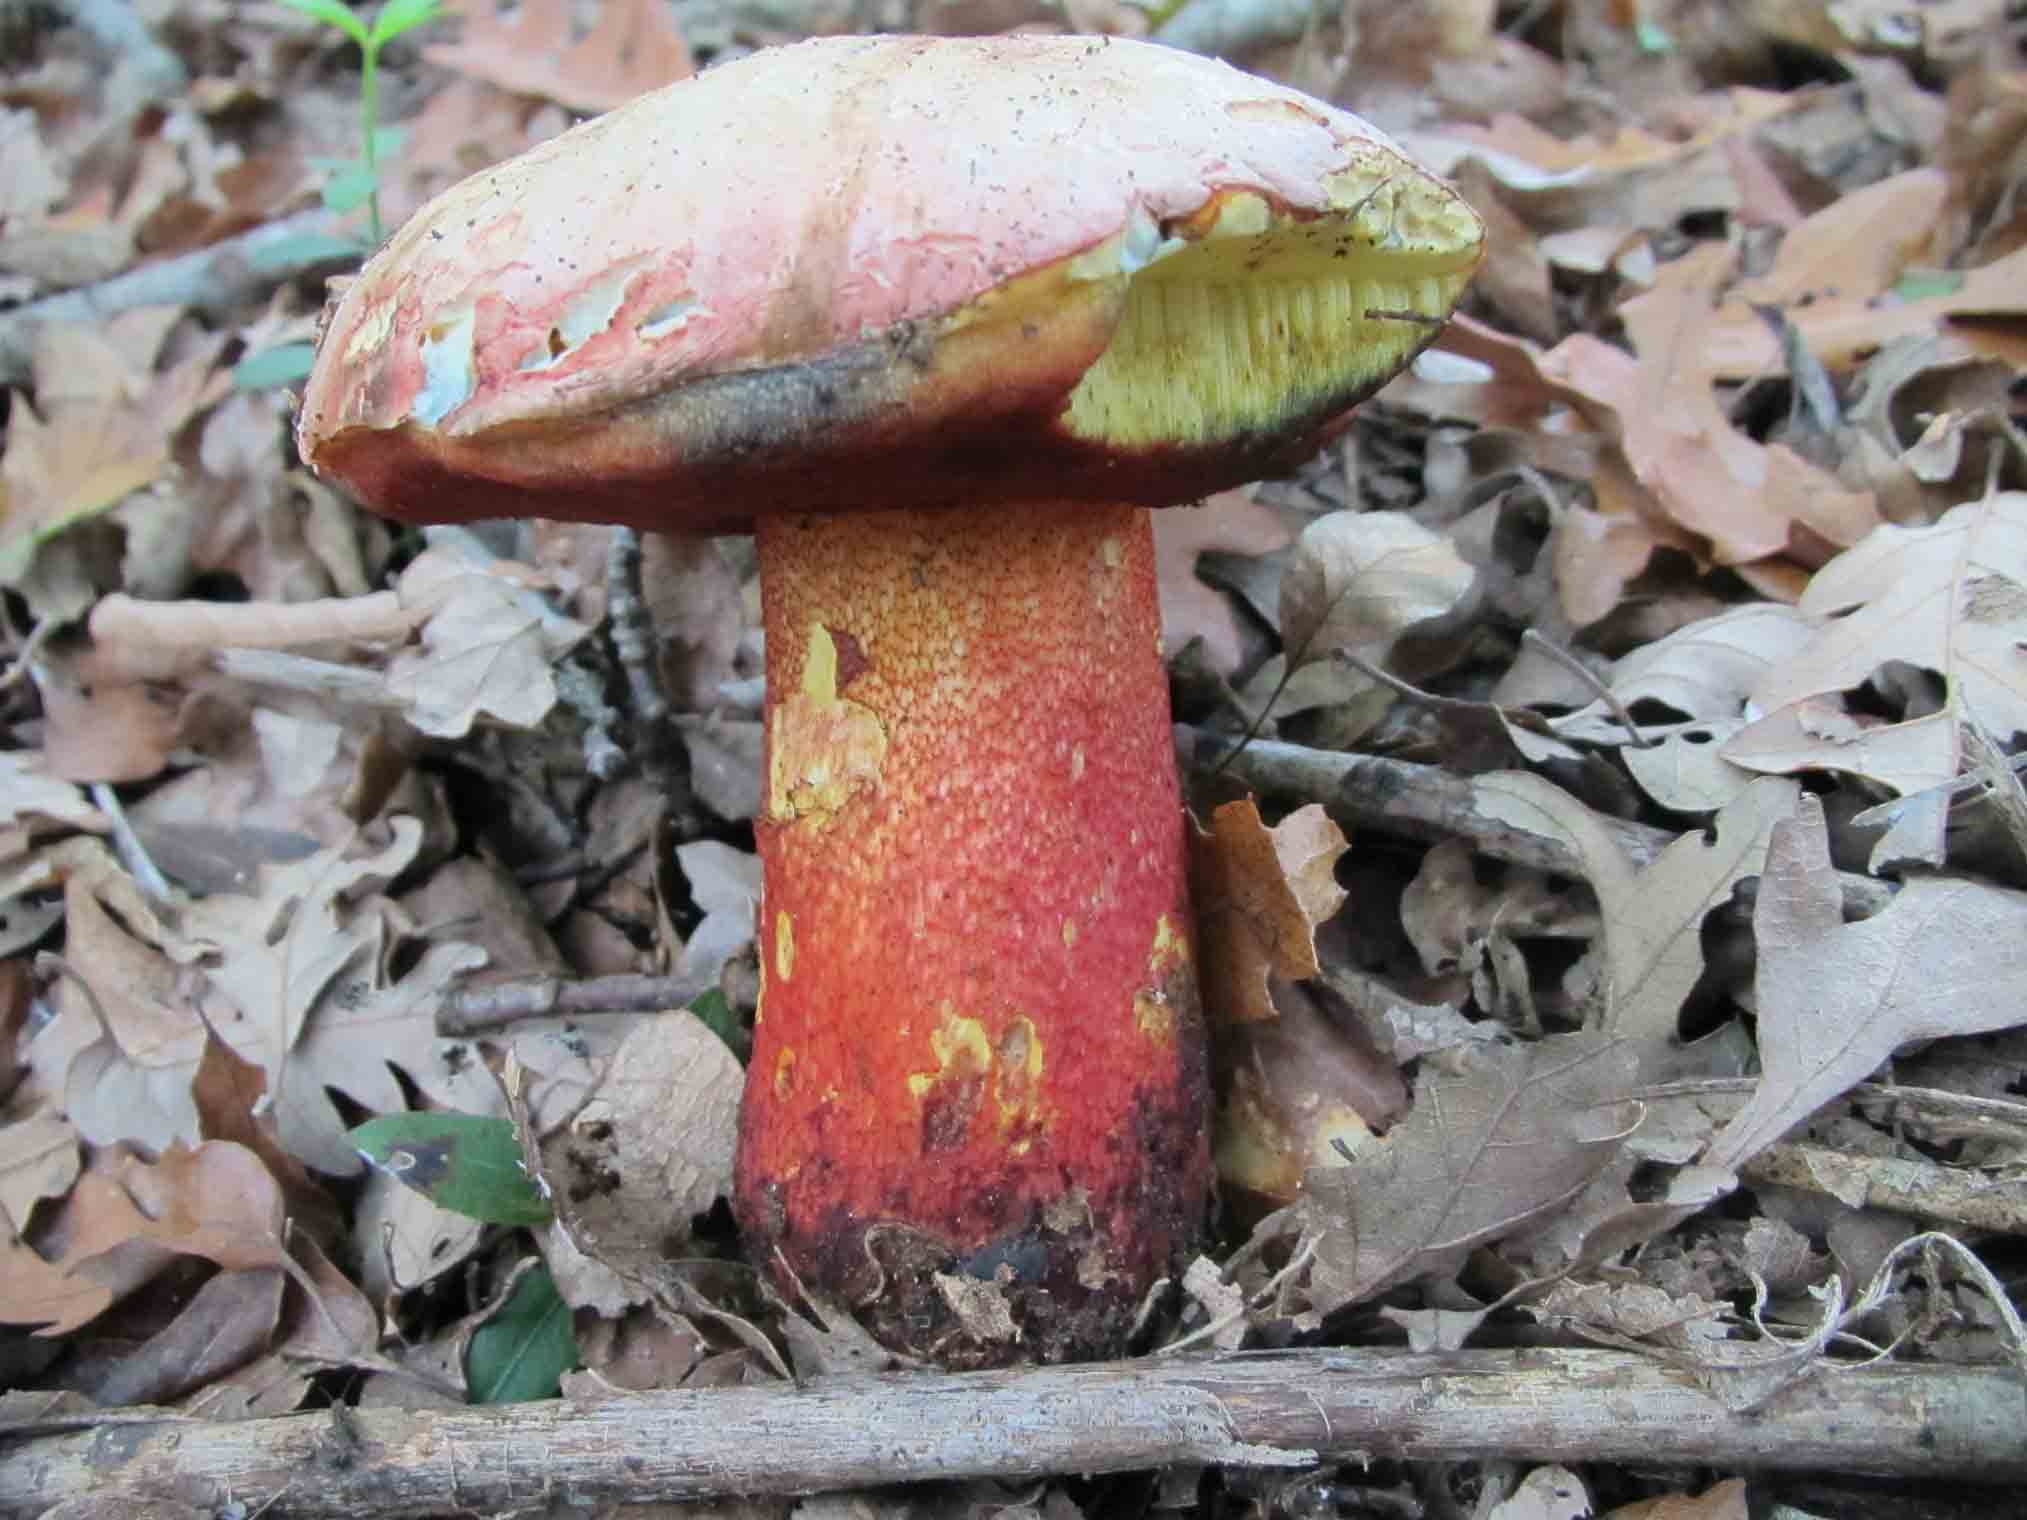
[5,0,2027,1512]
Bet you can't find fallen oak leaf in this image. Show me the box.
[1284,1028,1642,1319]
[1192,799,1348,1025]
[1706,793,2027,1172]
[0,1140,286,1336]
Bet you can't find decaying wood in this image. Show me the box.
[2,1348,2020,1518]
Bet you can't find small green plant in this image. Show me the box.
[235,0,440,390]
[282,0,442,245]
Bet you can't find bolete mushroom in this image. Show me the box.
[297,33,1484,1364]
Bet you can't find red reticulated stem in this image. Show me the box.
[733,502,1209,1365]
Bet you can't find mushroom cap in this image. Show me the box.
[299,35,1484,533]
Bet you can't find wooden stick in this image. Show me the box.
[2,1349,2020,1517]
[1178,728,1895,917]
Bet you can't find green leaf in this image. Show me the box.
[686,986,745,1061]
[348,1112,554,1226]
[466,1264,576,1404]
[279,0,370,44]
[319,162,381,214]
[233,342,317,391]
[369,0,441,46]
[249,230,367,275]
[370,124,408,160]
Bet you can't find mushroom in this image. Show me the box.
[297,33,1484,1364]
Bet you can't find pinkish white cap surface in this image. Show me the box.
[299,34,1484,532]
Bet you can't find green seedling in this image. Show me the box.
[282,0,442,244]
[236,0,440,390]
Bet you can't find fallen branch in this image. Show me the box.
[0,209,356,387]
[1,1348,2019,1517]
[1179,728,1895,917]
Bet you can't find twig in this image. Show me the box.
[437,970,715,1036]
[0,615,59,692]
[0,209,357,388]
[1518,629,1656,747]
[88,783,171,903]
[1,1348,2019,1517]
[1177,726,1895,917]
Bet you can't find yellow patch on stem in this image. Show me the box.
[905,1007,992,1100]
[774,910,796,983]
[768,623,887,826]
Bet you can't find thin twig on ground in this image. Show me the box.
[1178,726,1895,917]
[437,970,715,1036]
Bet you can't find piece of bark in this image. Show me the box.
[1,1348,2020,1517]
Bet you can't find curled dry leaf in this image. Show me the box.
[0,1140,286,1336]
[1278,510,1477,669]
[540,1010,742,1308]
[387,546,593,738]
[1191,800,1349,1026]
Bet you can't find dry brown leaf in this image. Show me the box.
[1153,489,1295,675]
[1400,838,1595,980]
[0,753,104,845]
[353,1160,485,1301]
[31,871,207,1152]
[1489,1467,1589,1520]
[89,1265,285,1407]
[1697,243,2027,379]
[1213,979,1406,1210]
[1192,800,1349,1025]
[31,641,189,784]
[1708,793,2027,1170]
[184,1232,379,1418]
[426,0,694,115]
[1278,510,1477,667]
[1476,773,1798,1056]
[1723,703,1958,798]
[0,308,228,618]
[1554,605,1816,740]
[0,1109,79,1236]
[174,819,493,1173]
[387,546,592,738]
[1290,1029,1640,1317]
[1730,167,1948,309]
[1742,492,2027,791]
[541,1010,741,1307]
[1547,246,1881,566]
[0,1140,287,1335]
[1602,1478,1747,1520]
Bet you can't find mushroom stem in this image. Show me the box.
[736,503,1208,1364]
